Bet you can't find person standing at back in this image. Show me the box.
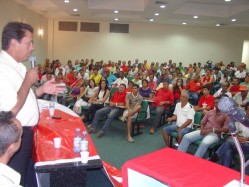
[0,22,65,186]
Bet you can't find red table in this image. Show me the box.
[122,148,249,187]
[32,101,122,187]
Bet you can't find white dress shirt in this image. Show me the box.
[174,102,195,128]
[0,163,21,186]
[0,50,39,126]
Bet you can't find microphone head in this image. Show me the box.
[218,96,237,115]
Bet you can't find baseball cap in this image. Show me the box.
[239,84,248,91]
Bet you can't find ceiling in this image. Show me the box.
[15,0,249,29]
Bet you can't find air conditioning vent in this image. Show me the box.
[58,21,78,31]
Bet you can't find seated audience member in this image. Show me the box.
[149,81,174,134]
[63,80,85,106]
[194,85,214,115]
[213,82,232,98]
[240,74,249,90]
[90,68,102,85]
[88,84,127,138]
[201,69,214,87]
[112,71,128,87]
[178,97,229,158]
[156,70,172,85]
[81,80,110,124]
[132,73,142,87]
[233,85,249,109]
[128,65,138,77]
[105,69,117,88]
[78,69,89,82]
[162,91,195,147]
[0,111,23,186]
[173,78,186,103]
[186,75,203,105]
[228,78,240,97]
[73,79,98,114]
[213,102,249,167]
[126,81,134,93]
[147,74,157,91]
[121,84,143,143]
[139,79,153,100]
[120,61,129,74]
[172,72,187,86]
[234,65,246,82]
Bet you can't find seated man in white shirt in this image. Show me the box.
[112,71,128,87]
[234,65,246,82]
[162,90,195,147]
[213,82,232,98]
[0,111,23,186]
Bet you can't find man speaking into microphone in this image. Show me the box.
[0,22,65,186]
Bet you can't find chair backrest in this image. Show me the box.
[137,100,149,121]
[109,87,119,99]
[193,112,203,129]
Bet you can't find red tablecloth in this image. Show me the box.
[122,148,249,187]
[33,108,122,187]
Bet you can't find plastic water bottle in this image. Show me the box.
[74,128,81,153]
[49,96,55,117]
[80,131,88,151]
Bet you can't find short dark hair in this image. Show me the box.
[120,83,126,88]
[0,111,20,157]
[202,84,211,91]
[133,84,139,89]
[2,22,33,50]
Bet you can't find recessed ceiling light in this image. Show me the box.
[160,5,166,8]
[73,8,78,12]
[216,24,220,27]
[231,18,236,22]
[150,19,154,22]
[225,0,231,2]
[114,10,119,14]
[115,18,118,21]
[64,0,69,3]
[155,13,159,16]
[193,16,198,19]
[182,22,186,25]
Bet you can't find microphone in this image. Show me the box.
[218,96,249,133]
[218,96,249,186]
[29,56,36,68]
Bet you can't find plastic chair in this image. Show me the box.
[169,112,202,147]
[131,100,149,136]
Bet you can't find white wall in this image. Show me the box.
[242,40,249,67]
[48,19,249,66]
[0,0,48,67]
[1,0,249,67]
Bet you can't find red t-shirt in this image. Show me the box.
[187,80,203,93]
[153,88,174,109]
[174,86,186,101]
[121,65,129,73]
[229,85,240,96]
[198,95,214,109]
[67,72,76,86]
[111,92,127,105]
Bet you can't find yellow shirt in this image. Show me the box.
[90,73,102,84]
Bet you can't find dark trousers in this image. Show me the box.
[85,103,104,122]
[8,126,36,186]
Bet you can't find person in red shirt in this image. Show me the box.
[173,78,186,103]
[89,84,127,138]
[228,77,240,97]
[120,61,129,74]
[186,74,203,105]
[194,84,214,115]
[149,81,174,134]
